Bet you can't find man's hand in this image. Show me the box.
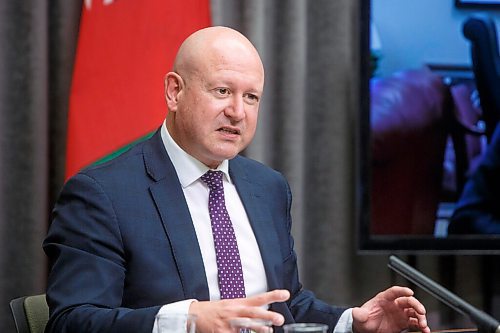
[352,286,430,333]
[189,289,290,333]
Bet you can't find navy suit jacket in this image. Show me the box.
[44,130,344,333]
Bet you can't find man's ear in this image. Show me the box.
[164,72,183,112]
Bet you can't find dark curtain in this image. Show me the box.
[0,0,497,332]
[0,1,81,331]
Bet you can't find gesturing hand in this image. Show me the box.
[188,289,290,333]
[352,286,430,333]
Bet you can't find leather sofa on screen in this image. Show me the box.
[370,68,452,235]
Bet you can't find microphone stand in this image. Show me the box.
[388,256,500,333]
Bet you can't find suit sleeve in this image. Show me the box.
[43,173,161,333]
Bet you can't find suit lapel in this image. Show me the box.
[142,133,285,301]
[230,160,294,322]
[229,158,284,291]
[143,131,210,301]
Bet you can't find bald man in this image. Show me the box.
[44,27,430,333]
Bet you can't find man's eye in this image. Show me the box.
[244,93,259,103]
[216,88,229,95]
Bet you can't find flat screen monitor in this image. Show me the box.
[357,0,500,253]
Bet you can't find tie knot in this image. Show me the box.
[201,170,224,191]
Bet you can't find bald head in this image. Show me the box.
[163,26,265,168]
[172,26,264,82]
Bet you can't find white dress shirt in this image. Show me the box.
[153,122,352,332]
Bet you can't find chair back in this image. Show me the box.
[10,294,49,333]
[463,15,500,141]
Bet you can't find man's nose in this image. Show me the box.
[224,96,245,120]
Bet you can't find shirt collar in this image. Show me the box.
[160,121,231,188]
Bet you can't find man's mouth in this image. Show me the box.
[218,127,240,135]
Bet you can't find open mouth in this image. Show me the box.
[218,127,240,135]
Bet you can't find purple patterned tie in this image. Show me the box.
[201,170,246,299]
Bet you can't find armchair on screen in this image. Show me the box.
[463,14,500,142]
[445,81,485,197]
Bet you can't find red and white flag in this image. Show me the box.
[65,0,211,179]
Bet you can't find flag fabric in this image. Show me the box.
[65,0,211,179]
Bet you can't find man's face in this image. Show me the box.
[166,44,264,168]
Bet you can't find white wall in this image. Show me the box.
[372,0,500,77]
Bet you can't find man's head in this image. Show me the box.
[164,26,264,169]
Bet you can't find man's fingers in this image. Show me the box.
[234,306,285,326]
[231,318,274,333]
[244,289,290,307]
[381,286,414,300]
[233,290,288,326]
[396,295,427,315]
[401,302,429,333]
[189,297,286,333]
[408,317,420,329]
